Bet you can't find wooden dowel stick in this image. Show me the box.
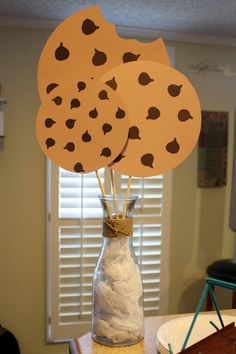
[95,170,112,219]
[110,168,119,219]
[123,176,132,219]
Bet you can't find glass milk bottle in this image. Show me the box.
[92,195,144,346]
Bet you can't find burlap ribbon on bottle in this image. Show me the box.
[103,217,133,237]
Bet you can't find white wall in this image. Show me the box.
[0,25,236,353]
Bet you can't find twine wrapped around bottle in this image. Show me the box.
[103,217,133,237]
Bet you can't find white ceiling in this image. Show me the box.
[0,0,236,41]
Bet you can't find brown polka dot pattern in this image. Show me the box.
[168,84,182,97]
[38,6,170,102]
[46,83,59,94]
[123,52,140,63]
[166,138,180,154]
[141,153,154,168]
[70,98,80,109]
[178,109,193,121]
[100,147,111,157]
[98,90,109,100]
[105,77,117,91]
[101,60,201,177]
[64,142,75,151]
[74,162,85,173]
[77,81,86,92]
[66,119,76,128]
[138,72,154,86]
[92,49,107,66]
[82,18,99,35]
[55,43,69,61]
[45,118,56,127]
[46,137,55,149]
[116,107,125,119]
[102,123,112,135]
[82,130,92,142]
[52,96,62,105]
[89,107,98,118]
[36,78,129,173]
[128,126,141,140]
[146,107,160,120]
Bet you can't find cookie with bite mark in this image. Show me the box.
[38,6,170,101]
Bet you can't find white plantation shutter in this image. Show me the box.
[47,161,172,341]
[59,167,105,219]
[119,175,168,313]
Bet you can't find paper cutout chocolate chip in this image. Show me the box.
[55,42,69,61]
[116,107,125,119]
[178,109,193,122]
[166,138,180,153]
[74,162,85,173]
[46,83,59,94]
[70,98,80,109]
[98,90,109,100]
[77,81,86,92]
[89,107,98,118]
[46,137,55,149]
[123,52,140,63]
[45,118,56,128]
[138,72,154,86]
[100,147,111,157]
[102,123,112,135]
[113,153,125,163]
[168,84,183,97]
[82,18,99,35]
[65,119,76,128]
[105,77,117,91]
[141,153,154,168]
[64,142,75,151]
[92,49,107,66]
[128,126,141,140]
[52,96,62,105]
[146,106,160,120]
[82,130,92,142]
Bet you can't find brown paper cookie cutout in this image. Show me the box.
[38,6,170,101]
[101,60,201,177]
[36,79,129,173]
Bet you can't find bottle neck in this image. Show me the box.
[99,195,137,220]
[102,216,133,238]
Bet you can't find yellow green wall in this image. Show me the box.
[169,40,236,313]
[0,27,67,354]
[0,26,236,353]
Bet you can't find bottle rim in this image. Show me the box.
[98,194,138,201]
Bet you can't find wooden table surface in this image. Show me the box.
[69,309,236,354]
